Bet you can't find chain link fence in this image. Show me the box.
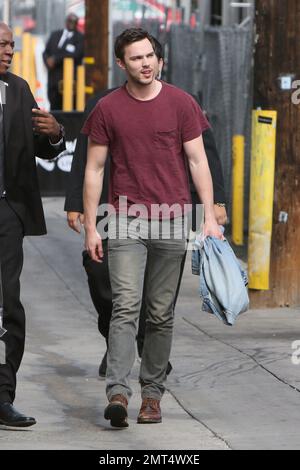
[111,21,253,229]
[201,26,253,225]
[0,0,67,36]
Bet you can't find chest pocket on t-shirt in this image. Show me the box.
[154,129,179,149]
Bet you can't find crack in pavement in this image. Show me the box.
[183,317,300,394]
[166,387,232,450]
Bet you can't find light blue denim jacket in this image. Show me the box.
[192,232,249,326]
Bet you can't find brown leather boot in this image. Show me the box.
[104,394,128,428]
[137,398,162,424]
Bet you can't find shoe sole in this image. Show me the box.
[137,417,162,424]
[104,403,128,428]
[0,419,36,428]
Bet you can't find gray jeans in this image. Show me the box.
[106,215,187,401]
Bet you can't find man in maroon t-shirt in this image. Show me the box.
[82,28,222,428]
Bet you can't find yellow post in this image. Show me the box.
[83,58,95,97]
[85,86,94,95]
[11,51,21,76]
[21,33,31,84]
[84,57,95,65]
[76,65,85,111]
[29,36,37,96]
[248,110,277,290]
[63,58,74,112]
[14,26,23,37]
[232,135,245,245]
[12,26,22,77]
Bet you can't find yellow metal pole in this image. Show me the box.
[63,58,74,112]
[21,33,31,84]
[232,135,245,245]
[14,26,23,37]
[76,65,85,111]
[83,58,95,97]
[12,26,22,76]
[248,110,277,290]
[11,51,21,76]
[85,86,94,95]
[29,36,37,96]
[83,57,95,65]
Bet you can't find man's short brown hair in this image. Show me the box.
[114,28,156,61]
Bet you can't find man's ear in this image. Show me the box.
[157,59,163,78]
[116,58,126,71]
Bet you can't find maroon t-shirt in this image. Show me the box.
[82,81,209,218]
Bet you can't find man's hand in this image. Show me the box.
[46,57,55,69]
[85,229,103,263]
[204,216,223,239]
[67,212,84,234]
[32,108,61,142]
[214,205,227,226]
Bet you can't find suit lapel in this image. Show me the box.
[2,73,27,181]
[3,74,14,147]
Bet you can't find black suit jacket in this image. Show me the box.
[64,89,226,214]
[64,90,114,214]
[2,72,65,236]
[43,29,84,90]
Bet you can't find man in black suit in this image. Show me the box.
[43,13,84,110]
[0,22,65,427]
[65,89,115,377]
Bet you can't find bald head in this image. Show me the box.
[65,13,78,32]
[0,22,12,34]
[0,23,14,74]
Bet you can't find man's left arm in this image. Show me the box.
[202,128,227,225]
[32,108,65,159]
[73,33,84,63]
[184,135,223,239]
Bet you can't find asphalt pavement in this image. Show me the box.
[0,198,299,450]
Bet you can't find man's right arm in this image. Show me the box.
[83,140,108,262]
[64,131,88,232]
[43,33,56,69]
[65,92,112,233]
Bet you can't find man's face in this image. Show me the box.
[118,38,159,86]
[0,26,14,74]
[66,15,78,32]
